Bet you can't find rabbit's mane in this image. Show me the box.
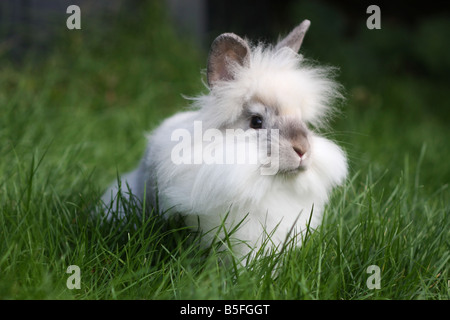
[191,44,343,130]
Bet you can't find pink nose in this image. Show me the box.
[293,146,305,158]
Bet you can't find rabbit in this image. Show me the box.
[101,20,348,259]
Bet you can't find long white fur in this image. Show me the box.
[101,41,348,258]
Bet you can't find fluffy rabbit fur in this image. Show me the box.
[102,20,348,258]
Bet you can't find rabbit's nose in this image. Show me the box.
[293,146,305,158]
[292,140,310,158]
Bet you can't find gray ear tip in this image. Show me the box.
[298,19,311,32]
[212,33,248,47]
[209,32,250,59]
[275,19,312,52]
[220,32,240,38]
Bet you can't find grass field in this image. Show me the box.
[0,3,448,299]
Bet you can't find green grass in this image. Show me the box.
[0,3,448,300]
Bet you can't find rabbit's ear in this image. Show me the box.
[275,20,311,53]
[207,33,250,88]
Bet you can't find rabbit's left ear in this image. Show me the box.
[207,33,250,88]
[275,20,311,52]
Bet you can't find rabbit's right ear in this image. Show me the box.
[207,33,250,88]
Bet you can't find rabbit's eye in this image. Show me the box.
[250,116,263,129]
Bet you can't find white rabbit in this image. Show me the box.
[101,20,348,259]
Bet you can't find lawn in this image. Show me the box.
[0,2,448,300]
